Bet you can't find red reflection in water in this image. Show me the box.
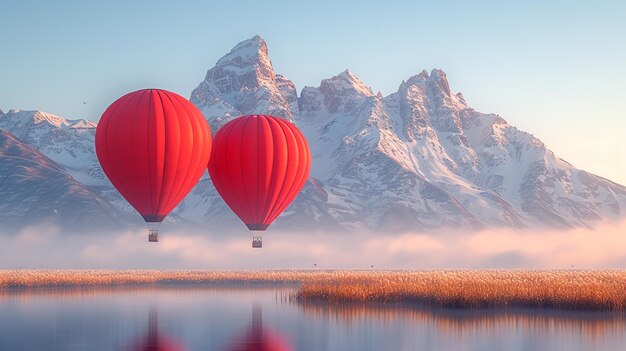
[226,306,293,351]
[126,309,185,351]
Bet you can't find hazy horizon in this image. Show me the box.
[1,219,625,269]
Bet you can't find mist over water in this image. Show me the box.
[1,220,626,269]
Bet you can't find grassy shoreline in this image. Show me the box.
[1,270,624,311]
[295,271,626,312]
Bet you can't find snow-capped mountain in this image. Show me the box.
[2,35,625,232]
[191,35,298,129]
[301,66,626,231]
[0,130,128,231]
[0,109,101,186]
[187,36,626,231]
[0,110,138,216]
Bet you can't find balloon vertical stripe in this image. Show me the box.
[208,115,311,231]
[95,89,212,223]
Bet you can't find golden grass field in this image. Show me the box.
[0,270,624,311]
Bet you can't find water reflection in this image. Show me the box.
[299,301,626,328]
[125,309,185,351]
[0,286,624,351]
[298,302,626,350]
[225,305,293,351]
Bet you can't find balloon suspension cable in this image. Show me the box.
[147,222,161,243]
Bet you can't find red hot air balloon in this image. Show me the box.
[208,115,311,248]
[96,89,212,242]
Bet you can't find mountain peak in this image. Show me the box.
[0,109,95,130]
[338,68,355,78]
[1,109,64,128]
[215,35,269,68]
[429,69,451,95]
[32,111,69,127]
[304,69,375,115]
[403,69,430,87]
[324,69,373,97]
[193,34,276,101]
[400,68,452,97]
[191,35,297,121]
[429,68,446,79]
[234,34,266,51]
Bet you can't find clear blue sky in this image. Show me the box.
[1,0,625,183]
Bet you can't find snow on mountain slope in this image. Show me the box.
[188,36,625,231]
[0,109,102,186]
[459,108,626,227]
[190,35,298,130]
[183,36,626,231]
[0,130,128,231]
[4,35,625,232]
[299,70,486,230]
[179,36,330,228]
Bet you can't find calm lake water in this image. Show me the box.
[0,285,624,351]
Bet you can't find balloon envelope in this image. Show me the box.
[208,115,310,230]
[96,89,212,222]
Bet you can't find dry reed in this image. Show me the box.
[1,270,624,311]
[296,270,626,311]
